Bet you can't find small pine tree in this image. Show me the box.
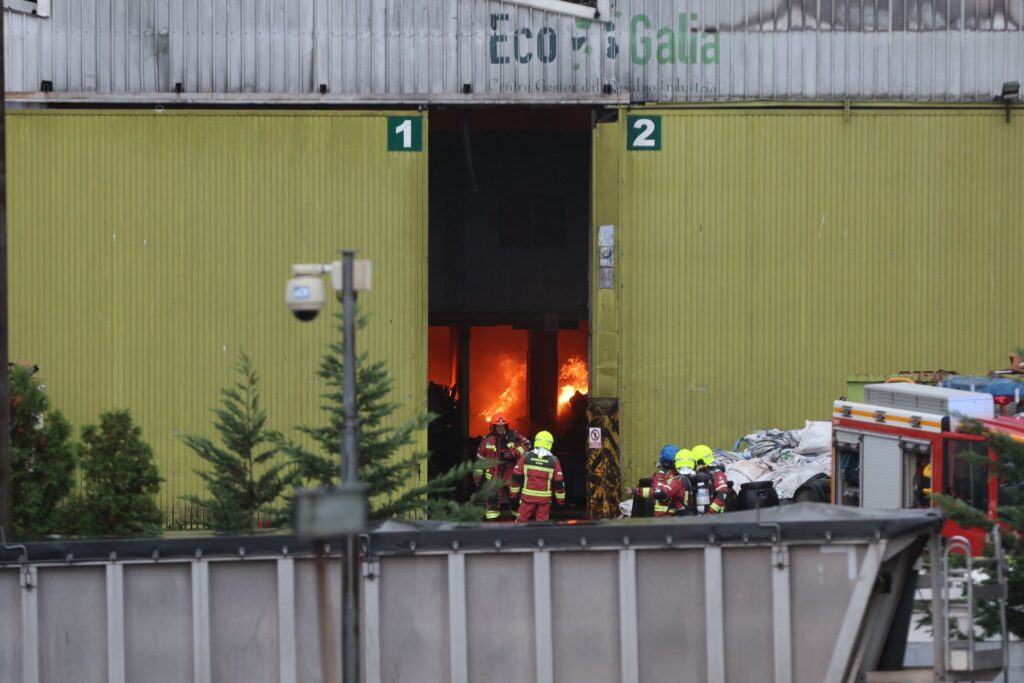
[182,352,293,532]
[76,410,164,537]
[8,366,76,539]
[282,312,495,521]
[932,418,1024,637]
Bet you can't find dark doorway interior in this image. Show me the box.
[427,107,591,510]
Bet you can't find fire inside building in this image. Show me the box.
[427,107,593,509]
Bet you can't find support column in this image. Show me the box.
[586,398,621,519]
[457,326,470,441]
[528,327,558,436]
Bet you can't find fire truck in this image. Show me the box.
[831,382,1023,553]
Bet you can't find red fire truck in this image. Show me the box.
[832,382,1022,554]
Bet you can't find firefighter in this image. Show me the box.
[664,448,696,514]
[634,445,678,515]
[912,462,932,508]
[509,430,565,522]
[632,445,679,516]
[691,445,730,514]
[474,415,529,521]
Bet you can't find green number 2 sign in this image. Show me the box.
[626,115,661,151]
[387,116,423,152]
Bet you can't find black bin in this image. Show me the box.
[737,480,780,511]
[632,478,655,518]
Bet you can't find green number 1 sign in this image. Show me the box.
[626,115,661,151]
[387,116,423,152]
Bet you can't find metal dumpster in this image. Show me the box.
[1,504,942,683]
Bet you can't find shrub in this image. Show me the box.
[8,366,76,539]
[182,352,293,532]
[75,410,163,537]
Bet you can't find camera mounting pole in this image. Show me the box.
[339,250,361,683]
[290,251,372,683]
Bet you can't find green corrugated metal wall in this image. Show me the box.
[6,110,428,524]
[599,107,1024,489]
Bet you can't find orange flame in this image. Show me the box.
[480,355,527,423]
[557,356,588,413]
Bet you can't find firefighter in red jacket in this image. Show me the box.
[509,430,565,522]
[474,416,530,520]
[657,448,692,515]
[691,445,730,514]
[634,445,686,516]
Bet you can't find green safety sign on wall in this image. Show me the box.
[626,115,662,151]
[387,116,423,152]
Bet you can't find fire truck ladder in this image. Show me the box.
[940,530,1009,682]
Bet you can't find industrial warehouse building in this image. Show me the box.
[4,0,1023,521]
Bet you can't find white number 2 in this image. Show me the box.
[395,119,413,148]
[632,118,656,147]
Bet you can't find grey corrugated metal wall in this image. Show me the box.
[4,0,1023,102]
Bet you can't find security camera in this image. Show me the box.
[285,275,326,322]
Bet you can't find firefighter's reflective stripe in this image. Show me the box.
[485,444,498,450]
[485,510,501,520]
[709,501,725,514]
[522,464,554,498]
[509,480,522,495]
[654,502,669,513]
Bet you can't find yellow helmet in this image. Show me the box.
[691,444,714,468]
[674,448,695,472]
[534,430,554,450]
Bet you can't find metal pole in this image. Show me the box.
[340,250,360,683]
[341,250,358,485]
[929,532,946,680]
[0,3,13,533]
[315,541,338,683]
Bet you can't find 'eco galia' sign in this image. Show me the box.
[489,11,721,69]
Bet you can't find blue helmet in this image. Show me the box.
[658,444,680,469]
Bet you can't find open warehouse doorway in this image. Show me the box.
[428,107,592,513]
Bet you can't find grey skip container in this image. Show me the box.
[0,503,942,683]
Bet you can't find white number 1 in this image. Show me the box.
[632,118,656,147]
[395,119,413,148]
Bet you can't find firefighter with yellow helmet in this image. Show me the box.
[509,430,565,522]
[690,444,731,514]
[912,462,933,508]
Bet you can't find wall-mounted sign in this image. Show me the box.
[627,115,661,151]
[588,427,603,449]
[598,224,616,289]
[387,117,423,152]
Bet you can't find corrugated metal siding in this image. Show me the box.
[6,110,428,523]
[4,0,1023,103]
[614,108,1024,487]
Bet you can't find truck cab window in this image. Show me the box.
[945,440,989,513]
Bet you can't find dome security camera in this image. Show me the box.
[285,275,326,322]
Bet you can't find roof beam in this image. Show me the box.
[500,0,600,21]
